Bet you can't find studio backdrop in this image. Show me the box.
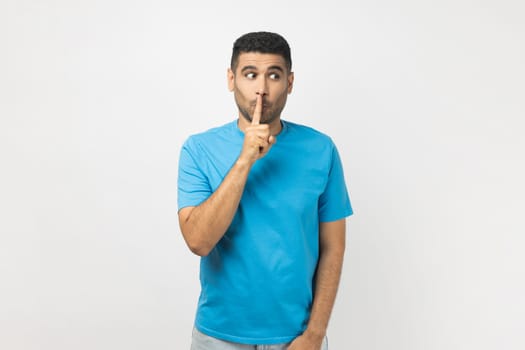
[1,1,524,349]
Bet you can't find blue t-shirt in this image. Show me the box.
[178,120,353,344]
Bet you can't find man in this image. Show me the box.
[178,32,353,350]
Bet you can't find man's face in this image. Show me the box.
[228,52,294,125]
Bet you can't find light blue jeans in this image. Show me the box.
[191,328,328,350]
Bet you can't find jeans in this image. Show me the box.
[191,328,329,350]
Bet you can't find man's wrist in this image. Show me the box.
[303,326,326,342]
[235,155,255,168]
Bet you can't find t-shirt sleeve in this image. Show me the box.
[318,142,353,222]
[177,138,212,210]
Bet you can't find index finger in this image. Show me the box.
[252,94,262,125]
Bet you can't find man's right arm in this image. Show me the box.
[178,95,273,256]
[178,157,252,256]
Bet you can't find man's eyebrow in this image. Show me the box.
[267,65,285,73]
[240,65,285,73]
[240,65,257,73]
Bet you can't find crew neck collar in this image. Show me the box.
[233,119,288,138]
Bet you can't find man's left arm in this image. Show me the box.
[288,218,346,350]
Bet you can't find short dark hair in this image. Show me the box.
[231,31,292,72]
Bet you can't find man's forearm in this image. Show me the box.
[305,220,346,340]
[179,158,252,256]
[179,97,275,257]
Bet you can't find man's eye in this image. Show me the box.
[269,73,280,80]
[245,72,256,79]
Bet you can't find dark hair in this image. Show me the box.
[231,31,292,72]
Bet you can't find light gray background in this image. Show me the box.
[1,0,524,349]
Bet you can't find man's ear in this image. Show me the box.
[287,71,294,94]
[227,68,234,91]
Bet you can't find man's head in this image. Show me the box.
[228,32,294,127]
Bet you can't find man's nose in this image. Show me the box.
[256,76,268,96]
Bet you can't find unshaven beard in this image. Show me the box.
[235,100,281,125]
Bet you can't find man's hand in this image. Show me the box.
[287,332,324,350]
[238,94,276,165]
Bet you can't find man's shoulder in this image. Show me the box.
[283,120,334,145]
[183,120,236,146]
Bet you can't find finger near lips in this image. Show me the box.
[251,94,262,125]
[246,106,273,155]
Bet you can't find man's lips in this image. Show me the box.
[251,103,270,108]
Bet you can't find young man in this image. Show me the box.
[178,32,353,350]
